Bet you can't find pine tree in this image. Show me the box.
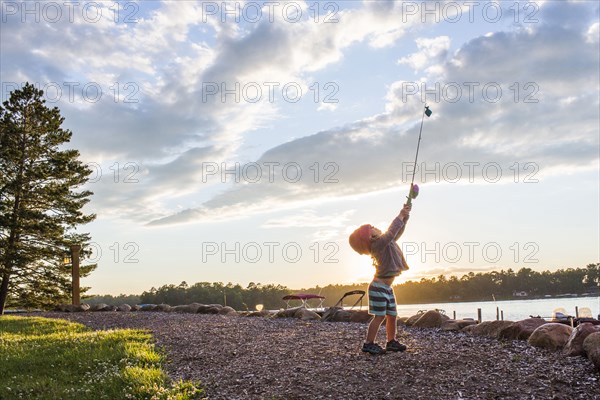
[0,83,96,314]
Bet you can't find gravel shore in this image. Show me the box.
[34,312,599,400]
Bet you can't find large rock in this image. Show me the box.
[197,304,223,314]
[349,310,373,323]
[57,304,90,312]
[140,304,157,311]
[461,324,478,334]
[218,306,238,316]
[153,304,171,312]
[187,303,204,313]
[405,313,424,327]
[583,332,600,369]
[441,319,477,331]
[274,307,302,318]
[89,303,109,311]
[323,309,376,323]
[293,308,321,321]
[117,304,132,312]
[330,309,352,322]
[131,304,141,311]
[412,310,450,328]
[498,318,547,341]
[468,320,515,338]
[171,304,191,313]
[246,310,271,317]
[321,307,341,322]
[563,323,600,357]
[172,303,203,313]
[528,323,574,351]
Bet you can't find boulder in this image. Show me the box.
[412,310,450,328]
[218,306,238,316]
[131,304,141,311]
[274,307,302,318]
[583,332,600,369]
[468,320,515,338]
[349,310,373,323]
[563,323,600,357]
[405,313,424,327]
[140,304,157,311]
[117,304,132,312]
[89,303,109,311]
[187,303,204,313]
[57,304,89,312]
[498,318,547,341]
[57,304,70,312]
[103,305,117,311]
[441,319,477,331]
[155,304,172,312]
[397,316,410,326]
[330,309,352,322]
[461,324,478,334]
[583,332,600,355]
[171,304,191,313]
[293,308,321,321]
[528,323,574,351]
[198,304,223,314]
[321,307,342,322]
[246,310,271,317]
[172,303,203,313]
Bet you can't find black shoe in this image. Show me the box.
[362,342,385,355]
[386,340,407,352]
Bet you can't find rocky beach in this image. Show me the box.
[33,311,599,400]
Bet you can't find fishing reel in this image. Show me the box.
[406,183,419,205]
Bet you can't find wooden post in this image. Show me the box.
[496,306,499,320]
[501,310,504,320]
[453,310,456,320]
[575,306,579,318]
[70,245,81,306]
[477,308,482,323]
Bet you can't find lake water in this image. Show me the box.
[395,296,600,321]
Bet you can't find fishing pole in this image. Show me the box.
[406,104,432,205]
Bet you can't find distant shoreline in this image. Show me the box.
[396,292,600,306]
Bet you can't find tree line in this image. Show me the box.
[305,264,600,306]
[138,281,290,311]
[111,263,599,309]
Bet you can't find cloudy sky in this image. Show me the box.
[1,0,598,295]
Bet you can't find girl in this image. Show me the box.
[349,203,411,354]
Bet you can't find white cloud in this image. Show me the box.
[149,1,598,225]
[311,230,341,242]
[398,36,451,72]
[317,102,338,112]
[586,22,599,44]
[262,210,354,229]
[3,1,597,228]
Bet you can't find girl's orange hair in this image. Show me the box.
[349,224,372,255]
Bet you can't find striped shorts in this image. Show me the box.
[368,281,397,317]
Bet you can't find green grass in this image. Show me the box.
[0,316,204,400]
